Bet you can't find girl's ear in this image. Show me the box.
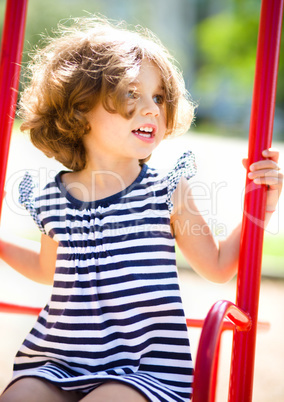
[85,123,91,133]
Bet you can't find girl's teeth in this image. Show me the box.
[139,127,153,133]
[139,132,151,138]
[132,126,154,138]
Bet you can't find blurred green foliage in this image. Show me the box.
[196,12,258,96]
[194,3,284,139]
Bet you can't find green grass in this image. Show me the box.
[263,233,284,257]
[262,233,284,277]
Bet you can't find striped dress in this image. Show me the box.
[11,151,196,402]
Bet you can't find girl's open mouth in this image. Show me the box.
[132,125,156,142]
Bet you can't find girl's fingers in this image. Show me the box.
[242,158,248,169]
[248,169,279,179]
[262,148,279,162]
[249,159,280,172]
[243,149,282,188]
[251,175,281,186]
[246,149,279,172]
[248,168,283,188]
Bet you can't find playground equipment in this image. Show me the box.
[0,0,283,400]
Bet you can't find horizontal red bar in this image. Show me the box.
[0,302,42,316]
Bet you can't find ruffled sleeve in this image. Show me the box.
[18,172,46,234]
[166,150,197,214]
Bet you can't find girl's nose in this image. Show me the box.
[140,96,160,117]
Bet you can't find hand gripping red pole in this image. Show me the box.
[0,0,29,221]
[229,0,283,400]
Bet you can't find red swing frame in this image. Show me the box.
[0,0,283,400]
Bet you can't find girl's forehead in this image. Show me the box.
[131,60,163,86]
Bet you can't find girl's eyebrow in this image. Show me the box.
[129,82,165,92]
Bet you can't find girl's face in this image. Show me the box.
[84,60,167,166]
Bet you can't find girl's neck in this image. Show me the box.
[62,158,142,202]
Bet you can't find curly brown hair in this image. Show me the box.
[19,16,195,171]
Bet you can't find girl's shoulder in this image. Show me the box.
[148,150,196,179]
[18,171,63,233]
[165,149,196,183]
[165,150,197,213]
[147,150,197,213]
[19,171,61,202]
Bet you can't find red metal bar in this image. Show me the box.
[0,301,41,316]
[185,317,269,332]
[229,1,284,401]
[192,300,251,402]
[0,0,28,220]
[210,335,221,402]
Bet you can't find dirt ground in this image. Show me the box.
[0,264,283,401]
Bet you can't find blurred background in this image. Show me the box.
[0,0,284,400]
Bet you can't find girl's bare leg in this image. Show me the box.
[0,377,82,402]
[81,381,148,402]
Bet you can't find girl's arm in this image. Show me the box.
[171,178,241,283]
[172,149,283,283]
[0,233,57,285]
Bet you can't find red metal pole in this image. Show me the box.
[229,1,283,401]
[192,301,251,402]
[0,0,28,221]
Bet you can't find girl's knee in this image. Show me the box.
[0,377,81,402]
[81,381,148,402]
[0,378,35,402]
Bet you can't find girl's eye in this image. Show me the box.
[153,94,165,105]
[127,90,139,100]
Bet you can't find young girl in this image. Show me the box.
[0,16,282,402]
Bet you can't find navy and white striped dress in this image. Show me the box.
[11,151,196,402]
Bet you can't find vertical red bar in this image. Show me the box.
[0,0,29,220]
[229,1,283,401]
[210,335,221,402]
